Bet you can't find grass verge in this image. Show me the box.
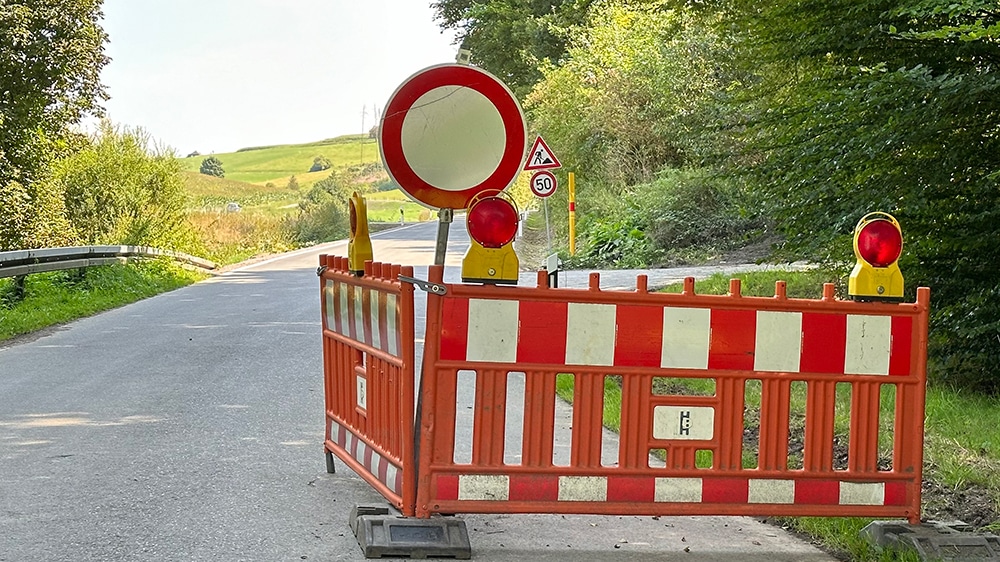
[556,268,1000,561]
[0,261,205,342]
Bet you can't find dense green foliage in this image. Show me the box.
[57,122,194,248]
[431,0,594,96]
[199,156,225,177]
[721,0,1000,392]
[438,0,1000,393]
[0,0,108,251]
[285,170,353,244]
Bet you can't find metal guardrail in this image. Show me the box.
[0,246,217,279]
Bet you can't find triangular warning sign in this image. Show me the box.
[523,136,561,171]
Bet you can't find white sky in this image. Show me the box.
[99,1,460,155]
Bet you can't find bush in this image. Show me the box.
[639,168,762,252]
[309,156,332,172]
[199,156,224,177]
[285,170,353,244]
[565,168,762,269]
[0,179,77,251]
[57,121,195,250]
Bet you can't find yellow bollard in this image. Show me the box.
[568,172,576,256]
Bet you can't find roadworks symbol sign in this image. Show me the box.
[523,135,561,171]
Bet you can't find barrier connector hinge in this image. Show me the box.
[398,275,447,295]
[316,265,328,277]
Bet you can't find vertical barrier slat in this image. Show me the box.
[472,369,507,467]
[667,445,697,470]
[572,373,605,469]
[805,380,837,472]
[522,371,556,467]
[849,381,881,473]
[619,374,652,469]
[717,376,745,470]
[759,379,791,471]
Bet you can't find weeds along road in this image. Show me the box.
[0,219,832,561]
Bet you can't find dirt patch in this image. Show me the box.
[921,479,1000,529]
[0,323,71,350]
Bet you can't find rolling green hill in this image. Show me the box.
[179,134,381,188]
[179,134,427,222]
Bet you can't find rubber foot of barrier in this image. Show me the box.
[349,504,471,559]
[860,520,1000,561]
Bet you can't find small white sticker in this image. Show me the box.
[653,406,715,440]
[356,375,367,410]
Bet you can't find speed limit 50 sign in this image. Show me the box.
[529,170,557,198]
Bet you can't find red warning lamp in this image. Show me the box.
[462,190,520,284]
[468,196,518,248]
[856,219,902,268]
[849,212,904,301]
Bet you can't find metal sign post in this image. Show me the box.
[434,208,453,266]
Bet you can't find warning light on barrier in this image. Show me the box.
[849,212,904,301]
[462,190,519,284]
[348,192,373,275]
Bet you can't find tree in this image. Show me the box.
[431,0,595,96]
[200,156,225,177]
[718,0,1000,392]
[0,0,108,250]
[287,175,300,191]
[526,3,731,185]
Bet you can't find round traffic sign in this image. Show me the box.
[529,170,557,198]
[379,64,527,210]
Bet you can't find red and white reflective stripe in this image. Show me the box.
[435,474,906,506]
[329,420,402,495]
[439,298,913,375]
[324,280,401,357]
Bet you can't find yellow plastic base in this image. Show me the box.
[461,242,519,285]
[848,261,904,302]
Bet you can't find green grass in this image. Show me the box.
[0,262,205,341]
[660,268,846,299]
[554,268,1000,561]
[179,135,381,185]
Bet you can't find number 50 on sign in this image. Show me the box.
[529,170,557,198]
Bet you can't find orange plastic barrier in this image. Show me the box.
[319,255,417,515]
[414,265,929,524]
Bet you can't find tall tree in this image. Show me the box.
[723,0,1000,391]
[0,0,108,187]
[0,0,108,251]
[431,0,595,96]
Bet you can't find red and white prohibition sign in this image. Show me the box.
[529,170,557,198]
[379,64,527,210]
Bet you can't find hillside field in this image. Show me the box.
[181,134,428,223]
[179,134,382,188]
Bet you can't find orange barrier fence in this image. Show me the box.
[319,255,417,515]
[414,265,930,524]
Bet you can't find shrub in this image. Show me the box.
[57,121,195,250]
[309,156,332,172]
[199,156,224,177]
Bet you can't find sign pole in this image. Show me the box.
[434,208,453,266]
[543,198,553,253]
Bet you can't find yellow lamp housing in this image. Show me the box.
[347,192,373,275]
[462,240,519,284]
[848,212,904,302]
[461,191,520,285]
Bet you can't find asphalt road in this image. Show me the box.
[0,219,832,561]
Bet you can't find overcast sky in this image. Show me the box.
[99,1,460,155]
